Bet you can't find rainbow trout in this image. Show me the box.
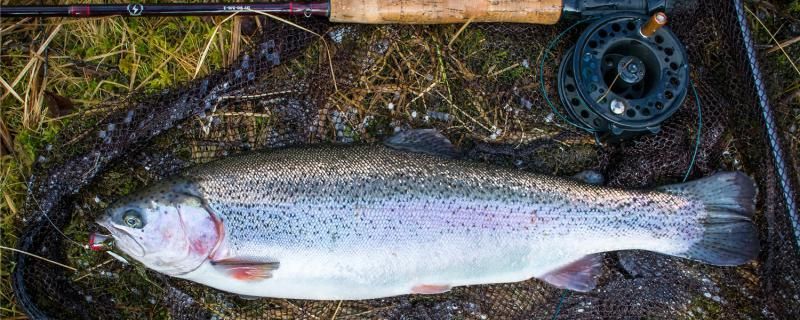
[96,130,758,299]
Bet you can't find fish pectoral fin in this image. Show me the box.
[384,129,459,158]
[539,254,604,292]
[411,284,452,295]
[211,258,279,281]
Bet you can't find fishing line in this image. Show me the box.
[683,80,702,183]
[539,18,599,134]
[27,190,86,248]
[550,289,571,319]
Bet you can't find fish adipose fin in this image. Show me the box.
[211,258,280,281]
[540,254,604,292]
[657,171,759,266]
[384,129,459,158]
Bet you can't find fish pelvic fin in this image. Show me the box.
[539,254,604,292]
[411,284,452,295]
[657,171,759,266]
[211,258,280,281]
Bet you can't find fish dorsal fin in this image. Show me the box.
[211,257,280,281]
[384,129,459,158]
[540,254,604,292]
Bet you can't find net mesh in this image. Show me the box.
[11,1,800,319]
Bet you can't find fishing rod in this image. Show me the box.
[0,0,678,24]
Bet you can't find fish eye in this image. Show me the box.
[123,210,144,229]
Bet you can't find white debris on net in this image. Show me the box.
[387,103,395,111]
[373,39,390,55]
[426,111,451,122]
[522,59,530,69]
[489,126,502,140]
[545,112,555,123]
[123,110,134,124]
[361,115,374,128]
[520,97,534,110]
[328,27,350,44]
[411,111,418,119]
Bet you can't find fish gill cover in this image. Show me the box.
[8,0,800,319]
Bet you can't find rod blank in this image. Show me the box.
[0,2,330,18]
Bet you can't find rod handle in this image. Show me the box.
[329,0,563,24]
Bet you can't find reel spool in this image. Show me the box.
[558,12,689,139]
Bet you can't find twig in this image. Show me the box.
[0,245,77,272]
[746,6,800,77]
[766,34,800,54]
[73,259,115,282]
[488,63,521,78]
[597,72,620,103]
[0,17,31,35]
[194,13,239,79]
[0,74,24,104]
[7,23,62,90]
[448,18,474,49]
[246,9,338,91]
[330,300,343,320]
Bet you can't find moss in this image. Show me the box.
[686,296,724,320]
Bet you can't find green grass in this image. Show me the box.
[0,1,257,317]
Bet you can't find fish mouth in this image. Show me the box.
[96,215,146,257]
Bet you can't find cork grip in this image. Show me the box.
[329,0,563,24]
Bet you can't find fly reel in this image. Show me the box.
[557,12,689,139]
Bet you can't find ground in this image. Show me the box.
[1,0,798,318]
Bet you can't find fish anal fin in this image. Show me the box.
[411,284,452,295]
[540,254,604,292]
[384,129,459,158]
[211,258,279,281]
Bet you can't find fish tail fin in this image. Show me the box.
[657,172,759,266]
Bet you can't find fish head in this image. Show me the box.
[96,180,221,276]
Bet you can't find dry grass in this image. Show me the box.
[0,1,260,317]
[747,2,800,205]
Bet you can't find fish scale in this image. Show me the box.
[98,130,758,299]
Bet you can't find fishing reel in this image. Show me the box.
[556,11,690,140]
